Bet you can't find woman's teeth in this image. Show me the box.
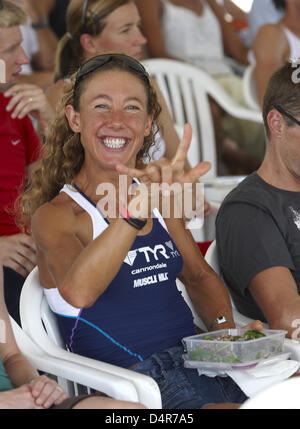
[102,137,127,149]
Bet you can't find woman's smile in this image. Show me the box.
[100,136,130,150]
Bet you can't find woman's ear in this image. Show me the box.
[65,104,81,133]
[144,113,154,137]
[80,33,98,55]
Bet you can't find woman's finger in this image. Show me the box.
[116,163,160,183]
[171,123,193,166]
[180,161,211,183]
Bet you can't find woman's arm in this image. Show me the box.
[222,0,247,22]
[207,0,249,65]
[32,202,140,308]
[164,218,234,330]
[136,0,180,59]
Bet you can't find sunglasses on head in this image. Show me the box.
[74,53,150,96]
[81,0,100,29]
[274,104,300,127]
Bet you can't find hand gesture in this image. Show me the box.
[4,84,54,132]
[29,375,68,409]
[116,124,211,219]
[0,234,37,277]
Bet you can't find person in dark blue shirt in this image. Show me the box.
[22,53,261,409]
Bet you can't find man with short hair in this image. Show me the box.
[0,0,41,324]
[216,62,300,338]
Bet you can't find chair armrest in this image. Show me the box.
[11,317,140,402]
[19,270,162,408]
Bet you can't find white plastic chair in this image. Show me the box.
[204,240,300,361]
[10,316,141,402]
[143,58,263,182]
[242,63,260,111]
[20,267,162,409]
[20,267,212,408]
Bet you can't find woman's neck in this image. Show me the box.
[73,165,133,208]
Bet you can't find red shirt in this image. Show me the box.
[0,93,41,236]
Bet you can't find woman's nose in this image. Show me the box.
[107,109,125,126]
[134,27,147,47]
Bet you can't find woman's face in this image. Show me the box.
[91,2,147,60]
[66,69,153,171]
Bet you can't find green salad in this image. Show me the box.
[188,330,283,364]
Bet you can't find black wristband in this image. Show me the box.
[120,206,146,230]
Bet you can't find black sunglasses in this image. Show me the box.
[0,0,3,11]
[274,104,300,127]
[74,53,150,96]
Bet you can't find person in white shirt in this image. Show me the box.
[253,0,300,107]
[248,0,283,45]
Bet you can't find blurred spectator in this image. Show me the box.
[248,0,283,45]
[253,0,300,107]
[10,0,58,89]
[136,0,265,174]
[48,0,69,39]
[136,0,249,74]
[0,1,42,325]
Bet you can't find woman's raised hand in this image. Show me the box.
[116,124,211,219]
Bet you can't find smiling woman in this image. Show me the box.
[46,0,195,184]
[18,53,252,410]
[65,57,154,171]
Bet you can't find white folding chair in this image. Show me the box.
[20,267,162,409]
[242,63,260,111]
[143,58,263,185]
[204,240,300,361]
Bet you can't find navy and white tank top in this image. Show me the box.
[44,184,196,368]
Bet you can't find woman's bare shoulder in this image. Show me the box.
[31,193,78,246]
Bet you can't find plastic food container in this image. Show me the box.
[182,329,287,366]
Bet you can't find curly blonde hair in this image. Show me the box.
[20,56,161,230]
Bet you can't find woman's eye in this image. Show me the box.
[95,104,107,109]
[126,105,139,111]
[120,27,130,34]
